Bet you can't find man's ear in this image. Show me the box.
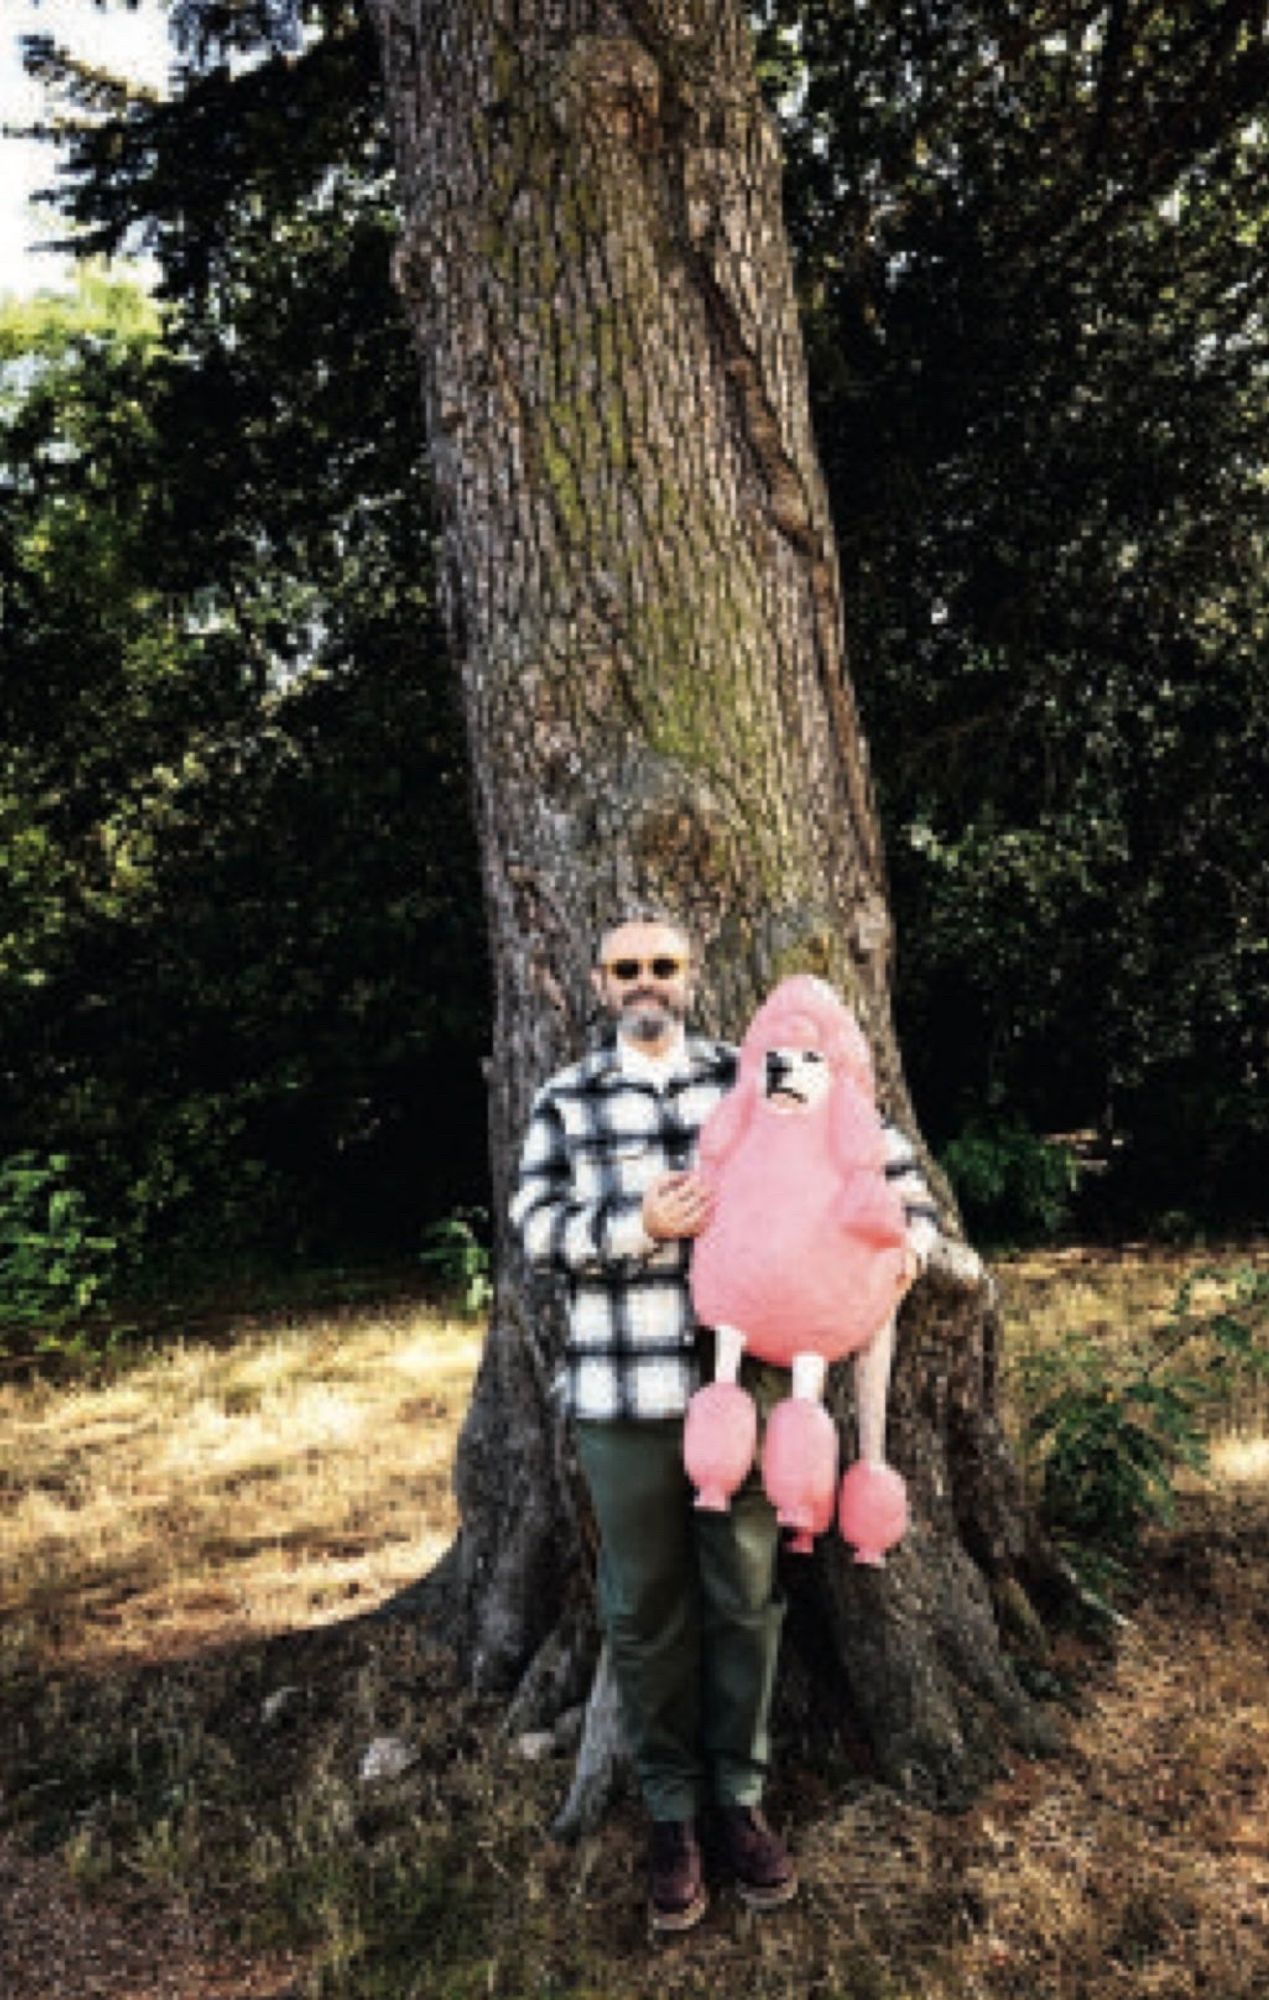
[589,966,606,1005]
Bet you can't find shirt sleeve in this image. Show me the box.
[882,1123,942,1268]
[509,1088,655,1274]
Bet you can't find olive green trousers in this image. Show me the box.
[575,1414,784,1822]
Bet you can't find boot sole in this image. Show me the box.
[649,1884,709,1933]
[735,1872,799,1911]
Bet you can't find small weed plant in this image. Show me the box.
[0,1151,118,1354]
[1020,1263,1269,1582]
[419,1205,492,1316]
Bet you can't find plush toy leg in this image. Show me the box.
[761,1354,838,1553]
[838,1315,908,1565]
[853,1316,893,1467]
[683,1324,756,1511]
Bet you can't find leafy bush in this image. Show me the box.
[419,1207,492,1317]
[1020,1266,1269,1580]
[0,1152,118,1348]
[940,1118,1078,1244]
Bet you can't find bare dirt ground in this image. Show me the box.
[0,1833,303,2000]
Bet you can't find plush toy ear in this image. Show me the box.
[828,1073,884,1169]
[829,1076,906,1244]
[698,1072,759,1174]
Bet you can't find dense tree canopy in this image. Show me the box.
[754,0,1269,1219]
[2,0,1265,1310]
[2,19,488,1282]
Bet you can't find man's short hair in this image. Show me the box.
[594,906,695,966]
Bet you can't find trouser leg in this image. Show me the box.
[695,1463,783,1808]
[575,1418,705,1821]
[575,1410,785,1818]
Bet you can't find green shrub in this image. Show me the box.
[419,1207,492,1316]
[941,1117,1078,1244]
[1020,1265,1269,1580]
[0,1152,118,1348]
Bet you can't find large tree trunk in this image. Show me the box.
[367,0,1068,1808]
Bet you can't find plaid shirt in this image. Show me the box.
[510,1031,738,1420]
[511,1029,941,1422]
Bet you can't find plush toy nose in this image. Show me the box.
[765,1051,792,1091]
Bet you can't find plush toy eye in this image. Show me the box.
[803,1051,825,1064]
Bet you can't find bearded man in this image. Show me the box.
[510,910,796,1930]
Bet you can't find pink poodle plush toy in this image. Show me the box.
[684,975,924,1563]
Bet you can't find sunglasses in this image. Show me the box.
[602,956,688,982]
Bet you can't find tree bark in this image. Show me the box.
[367,0,1067,1807]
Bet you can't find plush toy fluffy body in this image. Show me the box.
[685,975,912,1562]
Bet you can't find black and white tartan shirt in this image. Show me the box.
[510,1028,942,1422]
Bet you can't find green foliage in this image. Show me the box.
[757,2,1269,1217]
[419,1208,492,1317]
[3,32,490,1277]
[6,1,1267,1269]
[1020,1267,1269,1577]
[940,1118,1077,1245]
[0,1152,118,1343]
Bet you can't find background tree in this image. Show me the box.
[363,0,1067,1806]
[4,18,489,1288]
[756,0,1269,1228]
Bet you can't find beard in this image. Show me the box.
[617,992,685,1045]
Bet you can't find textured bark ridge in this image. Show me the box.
[367,0,1068,1810]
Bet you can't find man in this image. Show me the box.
[511,912,937,1931]
[510,909,794,1931]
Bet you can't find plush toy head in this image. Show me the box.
[744,974,875,1097]
[699,975,879,1170]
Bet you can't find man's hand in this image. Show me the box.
[642,1170,714,1243]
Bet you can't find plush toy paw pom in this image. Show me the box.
[838,1460,908,1565]
[761,1396,838,1552]
[684,1382,758,1511]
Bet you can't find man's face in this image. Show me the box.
[592,921,694,1051]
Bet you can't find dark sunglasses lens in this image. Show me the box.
[605,956,685,981]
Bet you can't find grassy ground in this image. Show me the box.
[2,1247,1267,1998]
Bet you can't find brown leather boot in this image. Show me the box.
[718,1804,798,1909]
[648,1818,708,1932]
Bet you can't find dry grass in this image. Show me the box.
[2,1250,1268,1999]
[998,1239,1269,1402]
[0,1303,482,1668]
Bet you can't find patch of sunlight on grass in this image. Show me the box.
[1211,1433,1269,1486]
[1,1302,483,1668]
[384,1320,485,1377]
[158,1383,371,1476]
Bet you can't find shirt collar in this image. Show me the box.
[616,1025,689,1087]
